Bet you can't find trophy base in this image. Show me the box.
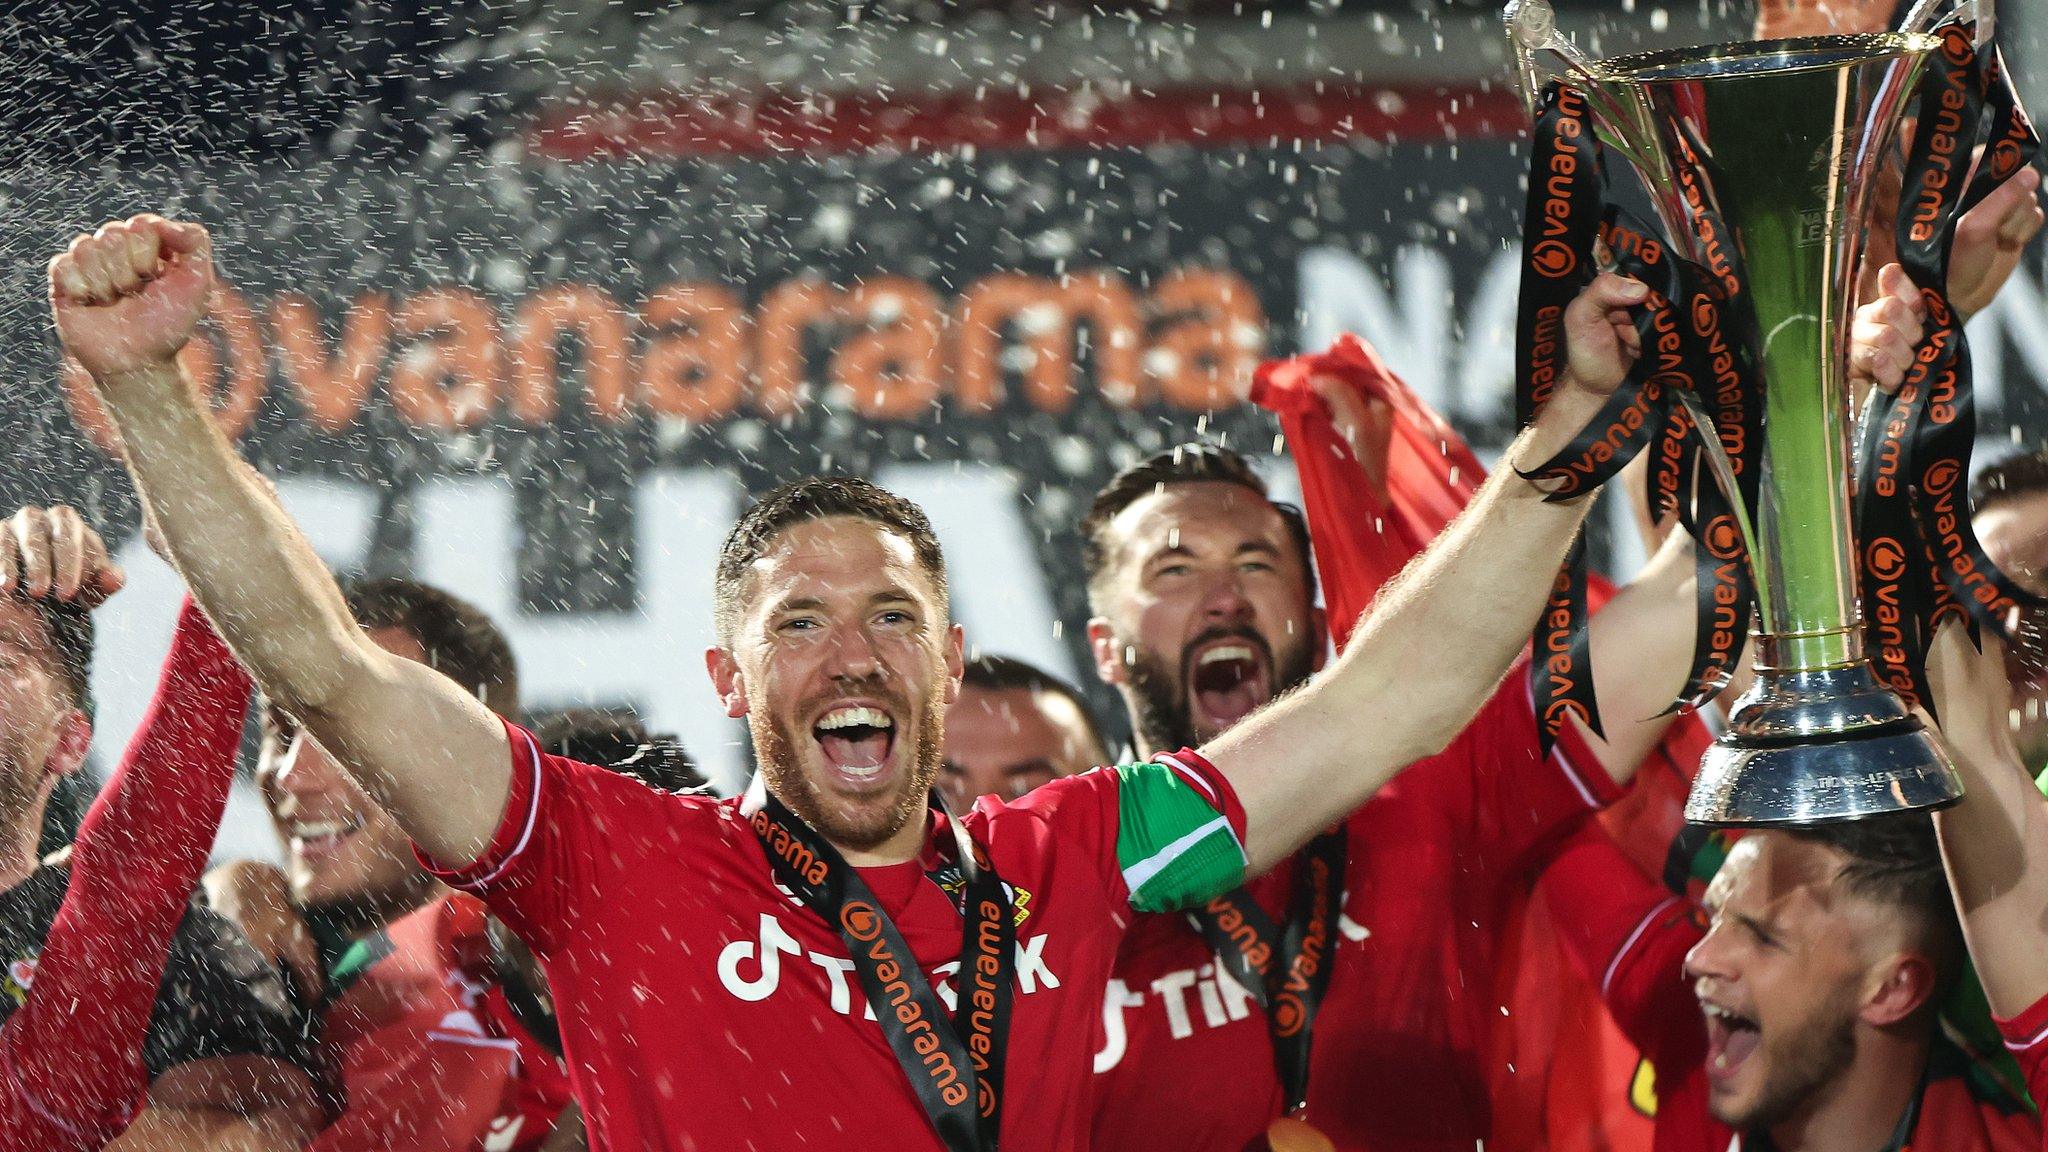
[1684,663,1962,826]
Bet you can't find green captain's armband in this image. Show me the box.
[1112,761,1247,913]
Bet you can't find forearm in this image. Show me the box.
[69,600,248,903]
[1210,392,1603,870]
[1934,728,2048,1018]
[93,364,511,864]
[104,1106,314,1152]
[95,363,369,717]
[1581,529,1702,785]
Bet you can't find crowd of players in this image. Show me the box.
[3,21,2048,1151]
[0,206,2039,1152]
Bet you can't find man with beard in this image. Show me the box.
[52,212,1644,1151]
[207,577,584,1152]
[0,506,318,1151]
[1536,806,2034,1151]
[1078,433,1706,1150]
[1535,618,2048,1151]
[1085,260,1938,1149]
[940,656,1110,808]
[1527,290,2047,1151]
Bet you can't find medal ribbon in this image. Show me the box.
[749,786,1013,1152]
[1856,22,2045,713]
[1189,827,1348,1116]
[1513,88,1767,752]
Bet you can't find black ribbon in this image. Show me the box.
[1515,83,1604,431]
[1187,827,1347,1117]
[1512,95,1767,751]
[749,787,1013,1152]
[1855,22,2046,711]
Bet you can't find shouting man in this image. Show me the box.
[52,212,1645,1151]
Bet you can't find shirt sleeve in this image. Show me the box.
[1992,992,2048,1119]
[302,1026,516,1152]
[1460,656,1626,881]
[1536,821,1707,1072]
[1002,750,1248,920]
[0,599,259,1143]
[413,719,625,959]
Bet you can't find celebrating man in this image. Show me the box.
[1076,408,1710,1147]
[1524,275,2047,1152]
[51,212,1642,1151]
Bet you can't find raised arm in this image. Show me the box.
[47,215,508,867]
[1204,273,1646,871]
[1927,622,2048,1019]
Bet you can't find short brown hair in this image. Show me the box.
[1788,813,1966,1001]
[714,476,947,644]
[1080,444,1314,612]
[961,654,1112,764]
[531,708,706,794]
[343,578,521,718]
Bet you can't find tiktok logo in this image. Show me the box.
[714,911,1061,1016]
[1092,909,1368,1072]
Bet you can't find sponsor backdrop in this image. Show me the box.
[0,114,2042,857]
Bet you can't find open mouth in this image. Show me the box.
[1188,639,1273,730]
[288,816,365,863]
[813,704,898,789]
[1702,1000,1761,1082]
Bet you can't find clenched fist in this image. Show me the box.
[49,214,214,382]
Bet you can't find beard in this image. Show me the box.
[1715,992,1859,1132]
[755,677,947,853]
[1124,624,1318,756]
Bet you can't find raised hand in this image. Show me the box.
[49,214,214,383]
[1949,165,2045,321]
[1561,272,1648,400]
[0,505,126,607]
[1307,373,1396,505]
[1926,620,2018,762]
[202,861,324,1001]
[1849,262,1927,394]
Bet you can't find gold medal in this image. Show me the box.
[1260,1116,1336,1152]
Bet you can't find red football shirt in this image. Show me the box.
[423,721,1246,1152]
[1996,993,2048,1148]
[1090,665,1620,1152]
[310,893,545,1152]
[468,965,575,1152]
[1542,824,2045,1152]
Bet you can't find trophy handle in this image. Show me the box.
[1897,0,1990,47]
[1503,0,1668,177]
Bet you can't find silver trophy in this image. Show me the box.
[1507,0,1975,825]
